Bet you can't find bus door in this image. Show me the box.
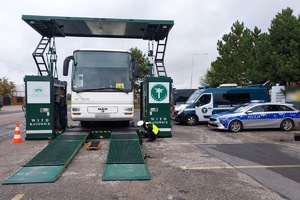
[195,93,213,122]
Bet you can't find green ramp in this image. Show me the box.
[2,133,88,184]
[25,134,87,166]
[102,164,151,181]
[2,166,65,185]
[102,131,151,181]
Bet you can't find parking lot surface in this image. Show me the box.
[0,106,300,199]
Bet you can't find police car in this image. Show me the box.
[208,101,300,132]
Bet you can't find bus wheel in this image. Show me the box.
[185,115,198,126]
[228,120,242,132]
[280,119,293,131]
[81,121,90,128]
[120,121,130,127]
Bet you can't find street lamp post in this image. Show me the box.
[190,53,208,88]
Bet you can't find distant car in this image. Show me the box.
[208,102,300,132]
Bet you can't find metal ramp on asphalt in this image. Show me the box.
[2,133,88,185]
[102,131,151,181]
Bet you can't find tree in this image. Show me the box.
[129,47,150,100]
[0,77,16,97]
[129,47,151,79]
[202,21,260,87]
[202,7,300,87]
[248,33,272,83]
[267,7,300,84]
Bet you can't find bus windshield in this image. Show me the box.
[71,51,132,92]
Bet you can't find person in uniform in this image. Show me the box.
[137,120,159,142]
[58,90,67,132]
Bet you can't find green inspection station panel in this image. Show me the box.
[22,15,174,40]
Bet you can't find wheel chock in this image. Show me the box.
[86,141,101,150]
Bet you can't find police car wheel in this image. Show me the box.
[280,119,294,131]
[185,115,198,126]
[229,120,242,132]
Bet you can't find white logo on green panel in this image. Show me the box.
[151,84,167,101]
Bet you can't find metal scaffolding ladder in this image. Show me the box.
[32,36,50,76]
[155,35,169,77]
[32,36,58,78]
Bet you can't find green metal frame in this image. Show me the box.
[22,15,174,76]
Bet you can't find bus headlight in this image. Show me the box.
[125,108,133,111]
[124,107,133,115]
[72,107,80,112]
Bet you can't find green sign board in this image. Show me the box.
[142,77,173,138]
[149,83,169,103]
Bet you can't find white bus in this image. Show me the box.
[63,49,139,127]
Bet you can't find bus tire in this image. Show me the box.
[185,115,198,126]
[120,121,130,127]
[228,120,242,132]
[81,121,90,128]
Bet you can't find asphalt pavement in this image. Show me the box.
[0,105,24,112]
[1,106,300,200]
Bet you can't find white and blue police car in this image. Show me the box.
[208,101,300,132]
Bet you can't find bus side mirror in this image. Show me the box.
[63,56,74,76]
[133,61,140,78]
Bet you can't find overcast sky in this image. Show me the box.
[1,0,300,90]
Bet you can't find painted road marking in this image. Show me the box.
[180,165,300,170]
[12,194,24,200]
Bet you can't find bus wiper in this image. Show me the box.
[75,87,128,93]
[75,88,109,92]
[110,87,129,94]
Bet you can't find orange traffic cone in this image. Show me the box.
[11,122,23,144]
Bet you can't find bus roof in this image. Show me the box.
[73,49,131,53]
[22,15,174,41]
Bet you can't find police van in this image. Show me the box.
[174,86,270,125]
[0,95,3,110]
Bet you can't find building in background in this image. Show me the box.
[6,84,25,105]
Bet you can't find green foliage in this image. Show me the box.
[267,7,300,83]
[202,21,260,87]
[0,77,16,96]
[66,93,71,101]
[129,47,150,99]
[129,47,150,79]
[203,7,300,87]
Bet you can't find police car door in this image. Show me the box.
[243,105,266,128]
[195,93,213,122]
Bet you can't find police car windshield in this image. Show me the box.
[231,103,256,113]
